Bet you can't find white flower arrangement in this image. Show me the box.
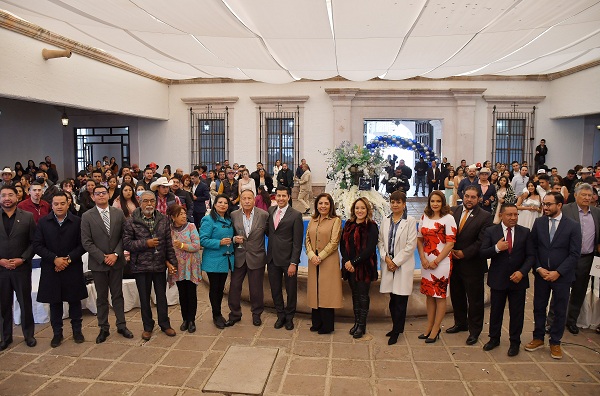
[330,186,391,223]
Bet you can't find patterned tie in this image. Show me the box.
[459,210,469,232]
[274,209,282,229]
[549,218,557,242]
[507,227,512,254]
[102,209,110,235]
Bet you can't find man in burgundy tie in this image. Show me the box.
[480,204,534,356]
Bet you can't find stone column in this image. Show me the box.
[325,88,359,146]
[452,89,486,164]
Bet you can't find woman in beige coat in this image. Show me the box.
[305,193,343,334]
[378,191,417,345]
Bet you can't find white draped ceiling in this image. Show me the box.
[2,0,600,83]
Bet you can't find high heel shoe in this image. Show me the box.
[425,331,440,344]
[418,332,431,340]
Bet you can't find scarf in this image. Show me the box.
[342,220,378,282]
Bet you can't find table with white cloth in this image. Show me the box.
[577,275,600,329]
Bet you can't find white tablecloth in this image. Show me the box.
[576,275,600,329]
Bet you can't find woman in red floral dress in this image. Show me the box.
[417,191,456,343]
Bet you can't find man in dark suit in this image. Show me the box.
[447,185,493,345]
[0,185,37,350]
[480,204,534,356]
[525,192,581,360]
[190,171,210,229]
[426,160,441,193]
[266,185,303,330]
[81,184,133,344]
[34,192,88,348]
[226,190,269,327]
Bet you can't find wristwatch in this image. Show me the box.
[114,253,119,257]
[67,256,72,264]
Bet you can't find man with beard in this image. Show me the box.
[0,185,37,350]
[123,191,178,341]
[18,181,50,224]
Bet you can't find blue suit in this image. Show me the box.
[529,215,581,345]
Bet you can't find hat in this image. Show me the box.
[537,169,547,174]
[150,177,173,191]
[148,162,158,169]
[1,167,15,178]
[215,161,221,165]
[466,164,478,171]
[578,167,592,175]
[479,167,491,174]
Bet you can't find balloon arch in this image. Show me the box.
[365,135,439,164]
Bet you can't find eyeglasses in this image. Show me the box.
[141,199,156,204]
[541,202,557,207]
[94,191,108,196]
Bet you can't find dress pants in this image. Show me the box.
[389,294,409,334]
[297,190,310,212]
[176,280,197,322]
[449,266,485,337]
[0,270,34,341]
[488,288,526,344]
[50,301,82,336]
[134,272,171,332]
[415,175,426,195]
[228,263,265,321]
[533,274,570,345]
[311,308,335,332]
[566,254,594,327]
[206,272,228,318]
[92,267,126,331]
[267,262,297,321]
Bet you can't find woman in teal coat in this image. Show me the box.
[200,194,234,329]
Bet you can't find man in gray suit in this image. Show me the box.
[81,185,133,343]
[549,183,600,334]
[267,185,304,330]
[225,189,269,327]
[0,185,37,350]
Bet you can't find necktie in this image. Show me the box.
[102,209,110,235]
[459,210,469,232]
[549,218,557,242]
[506,227,512,254]
[274,209,282,229]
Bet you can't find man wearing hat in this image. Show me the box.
[477,167,496,213]
[151,177,181,216]
[1,167,15,187]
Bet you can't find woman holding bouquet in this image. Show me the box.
[417,191,456,343]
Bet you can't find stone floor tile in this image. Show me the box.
[100,362,153,382]
[441,333,479,347]
[449,346,494,362]
[331,359,372,378]
[60,357,113,379]
[281,374,326,396]
[172,335,216,351]
[422,381,469,396]
[411,346,452,362]
[288,357,328,376]
[192,320,225,337]
[143,365,193,387]
[489,347,534,363]
[263,368,285,394]
[495,363,549,382]
[332,342,370,360]
[200,351,225,369]
[330,377,375,395]
[145,333,180,348]
[292,341,330,358]
[179,390,206,396]
[10,339,51,354]
[0,372,9,382]
[36,378,91,396]
[0,373,48,395]
[374,379,422,396]
[84,343,130,360]
[455,362,505,381]
[556,383,600,396]
[212,336,252,351]
[567,345,600,363]
[512,381,565,396]
[528,348,574,363]
[583,364,600,381]
[415,361,461,381]
[331,329,356,343]
[252,338,292,351]
[295,328,331,342]
[121,346,166,364]
[221,324,260,338]
[539,363,596,383]
[468,381,515,396]
[259,326,296,340]
[182,368,212,390]
[84,381,134,395]
[162,350,204,367]
[130,385,179,395]
[0,351,37,371]
[46,340,93,357]
[373,361,417,380]
[21,355,75,376]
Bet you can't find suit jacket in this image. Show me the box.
[192,182,210,214]
[480,224,534,290]
[452,205,493,274]
[266,205,303,267]
[80,206,127,271]
[427,166,441,186]
[562,202,600,248]
[378,215,417,295]
[529,215,581,284]
[231,207,269,270]
[0,208,36,273]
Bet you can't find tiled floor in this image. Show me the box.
[1,284,599,396]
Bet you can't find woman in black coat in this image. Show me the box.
[33,192,87,347]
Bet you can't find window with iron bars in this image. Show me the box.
[190,107,228,171]
[259,105,300,177]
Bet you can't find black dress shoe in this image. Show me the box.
[566,323,579,335]
[96,330,110,344]
[466,335,479,345]
[180,321,189,331]
[253,317,262,327]
[274,317,286,329]
[483,339,500,351]
[388,333,400,345]
[188,321,196,333]
[0,337,13,351]
[507,344,520,357]
[446,325,468,334]
[51,335,63,348]
[73,332,85,344]
[309,326,321,332]
[117,328,134,339]
[224,318,240,327]
[285,320,294,331]
[318,329,332,335]
[214,316,226,329]
[25,337,37,347]
[425,331,440,344]
[418,332,431,340]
